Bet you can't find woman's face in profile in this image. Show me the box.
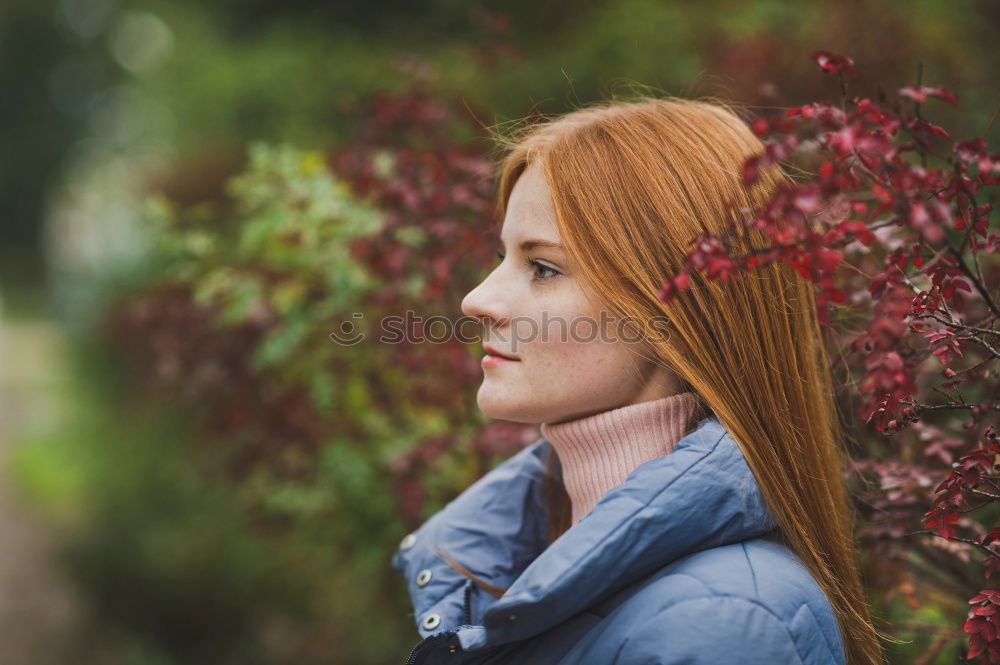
[460,163,679,425]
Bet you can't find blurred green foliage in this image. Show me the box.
[15,144,430,663]
[13,347,413,664]
[155,143,382,369]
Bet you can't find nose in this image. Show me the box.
[461,268,511,331]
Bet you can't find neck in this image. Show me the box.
[540,393,698,524]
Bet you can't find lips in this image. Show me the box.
[483,344,519,361]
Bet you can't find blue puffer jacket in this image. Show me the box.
[391,416,847,664]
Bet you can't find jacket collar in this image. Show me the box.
[393,416,779,654]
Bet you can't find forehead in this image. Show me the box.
[500,163,560,243]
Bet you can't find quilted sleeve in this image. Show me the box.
[614,596,808,665]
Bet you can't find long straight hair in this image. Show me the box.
[446,96,884,665]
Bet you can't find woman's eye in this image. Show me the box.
[494,250,558,281]
[529,259,559,281]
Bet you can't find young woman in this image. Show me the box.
[392,97,885,665]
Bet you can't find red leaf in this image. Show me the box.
[816,247,843,272]
[810,50,857,76]
[968,633,987,659]
[900,85,959,105]
[970,591,1000,604]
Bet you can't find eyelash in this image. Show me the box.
[495,250,560,282]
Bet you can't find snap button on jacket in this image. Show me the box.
[391,417,846,664]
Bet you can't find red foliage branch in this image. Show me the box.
[658,51,1000,660]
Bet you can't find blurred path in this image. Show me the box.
[0,316,84,664]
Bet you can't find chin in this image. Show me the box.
[476,385,540,424]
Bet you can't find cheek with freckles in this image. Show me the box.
[470,236,651,422]
[524,336,642,418]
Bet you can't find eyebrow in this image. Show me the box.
[499,238,565,251]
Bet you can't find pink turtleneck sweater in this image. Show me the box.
[539,392,699,524]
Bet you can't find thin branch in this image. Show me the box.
[948,357,995,377]
[970,488,1000,501]
[960,500,993,515]
[913,312,1000,339]
[943,236,1000,319]
[914,61,928,170]
[949,159,987,277]
[972,313,1000,329]
[900,399,1000,414]
[965,333,1000,361]
[983,105,1000,140]
[905,528,1000,560]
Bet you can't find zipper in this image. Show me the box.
[403,640,421,665]
[401,588,475,665]
[463,582,473,625]
[404,625,511,664]
[402,631,456,665]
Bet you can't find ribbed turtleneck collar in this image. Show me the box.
[539,392,698,524]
